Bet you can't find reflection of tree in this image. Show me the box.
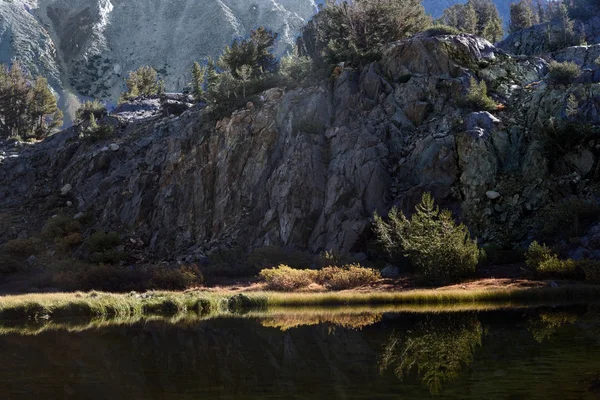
[380,314,482,395]
[528,311,578,343]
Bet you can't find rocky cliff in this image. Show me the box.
[2,32,599,263]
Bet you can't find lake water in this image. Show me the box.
[1,305,600,399]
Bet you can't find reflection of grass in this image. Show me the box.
[259,312,383,331]
[1,284,600,322]
[0,304,555,337]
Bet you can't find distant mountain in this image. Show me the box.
[0,0,317,121]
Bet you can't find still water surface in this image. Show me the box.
[1,305,600,399]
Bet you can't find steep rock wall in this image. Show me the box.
[5,34,582,263]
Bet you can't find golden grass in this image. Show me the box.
[0,284,599,323]
[238,284,600,307]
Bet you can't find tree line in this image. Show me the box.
[0,62,62,140]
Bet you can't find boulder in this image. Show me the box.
[564,148,595,177]
[60,184,72,196]
[486,191,502,200]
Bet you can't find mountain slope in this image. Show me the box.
[0,0,317,121]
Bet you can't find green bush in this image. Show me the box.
[2,238,42,255]
[80,114,115,142]
[119,66,165,102]
[479,243,526,266]
[422,25,461,36]
[525,241,553,270]
[580,260,600,282]
[0,254,25,275]
[42,215,81,240]
[87,231,120,253]
[540,119,598,163]
[299,0,431,66]
[56,232,83,251]
[259,265,319,291]
[316,265,381,290]
[88,249,127,265]
[525,241,580,278]
[373,193,479,283]
[279,50,314,84]
[48,261,203,292]
[149,264,204,290]
[464,77,497,111]
[259,264,381,291]
[548,61,581,84]
[75,100,107,123]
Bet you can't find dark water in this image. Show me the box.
[1,306,600,399]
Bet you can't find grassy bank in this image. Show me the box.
[1,283,600,322]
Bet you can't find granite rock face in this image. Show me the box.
[1,33,598,261]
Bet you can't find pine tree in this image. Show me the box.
[0,63,62,139]
[439,0,504,42]
[205,57,220,104]
[509,0,538,33]
[299,0,431,66]
[468,0,504,42]
[30,77,63,138]
[191,61,206,102]
[121,66,165,101]
[235,65,252,99]
[440,3,478,33]
[219,27,278,79]
[373,193,479,283]
[548,2,583,50]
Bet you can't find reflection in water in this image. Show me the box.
[528,311,579,343]
[0,305,599,399]
[260,311,382,331]
[380,314,483,394]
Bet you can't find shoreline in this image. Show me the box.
[1,281,600,322]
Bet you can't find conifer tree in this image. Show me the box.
[30,77,63,138]
[439,0,504,42]
[299,0,431,66]
[440,4,477,33]
[469,0,504,42]
[191,61,206,102]
[509,0,538,33]
[120,66,165,102]
[0,62,62,139]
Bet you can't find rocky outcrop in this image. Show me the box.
[499,16,600,56]
[1,33,599,262]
